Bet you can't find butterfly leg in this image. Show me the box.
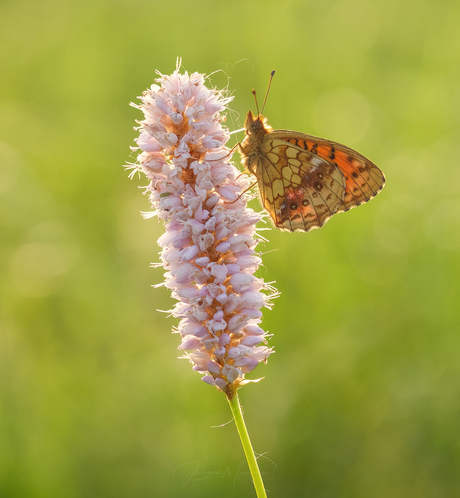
[224,180,258,205]
[204,143,239,162]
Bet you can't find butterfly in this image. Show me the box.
[238,71,385,232]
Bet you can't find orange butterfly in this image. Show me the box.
[238,72,385,232]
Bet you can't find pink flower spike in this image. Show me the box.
[127,61,276,399]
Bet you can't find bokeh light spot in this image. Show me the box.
[375,195,429,253]
[429,199,460,251]
[312,88,372,145]
[9,242,71,297]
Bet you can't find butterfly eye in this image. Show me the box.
[317,173,324,180]
[302,199,309,207]
[289,202,298,210]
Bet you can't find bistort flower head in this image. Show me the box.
[128,61,276,399]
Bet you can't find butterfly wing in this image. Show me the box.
[273,131,385,212]
[255,138,346,232]
[239,111,384,232]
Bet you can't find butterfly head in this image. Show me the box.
[244,110,272,136]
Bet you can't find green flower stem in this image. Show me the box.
[227,393,267,498]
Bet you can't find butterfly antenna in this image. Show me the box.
[252,89,260,116]
[261,70,275,115]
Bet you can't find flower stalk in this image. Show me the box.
[228,393,268,498]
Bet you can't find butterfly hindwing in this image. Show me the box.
[254,138,346,232]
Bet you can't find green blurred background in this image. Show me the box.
[1,0,460,496]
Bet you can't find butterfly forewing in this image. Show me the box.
[333,148,384,212]
[280,133,385,212]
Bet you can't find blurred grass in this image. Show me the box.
[1,0,460,496]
